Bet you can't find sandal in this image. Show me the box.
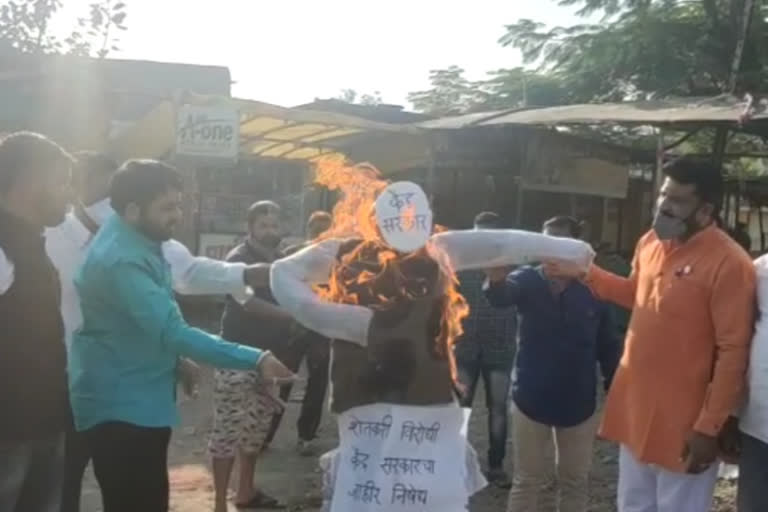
[235,491,286,510]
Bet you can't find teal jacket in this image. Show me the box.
[69,214,263,431]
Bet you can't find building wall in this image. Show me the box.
[0,54,231,152]
[194,157,311,256]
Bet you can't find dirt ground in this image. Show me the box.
[78,365,738,512]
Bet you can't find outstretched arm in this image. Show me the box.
[270,239,372,345]
[584,265,638,311]
[111,261,263,369]
[162,239,248,299]
[272,230,595,346]
[484,268,529,309]
[427,229,594,272]
[583,239,644,310]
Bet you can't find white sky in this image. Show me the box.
[57,0,589,107]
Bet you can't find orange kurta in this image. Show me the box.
[588,225,756,472]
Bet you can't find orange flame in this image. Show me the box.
[312,157,469,382]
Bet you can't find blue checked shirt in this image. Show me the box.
[454,270,517,368]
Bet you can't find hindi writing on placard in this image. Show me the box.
[388,191,415,212]
[380,457,436,476]
[400,421,440,445]
[348,414,393,440]
[380,214,429,234]
[348,481,382,505]
[351,447,370,471]
[391,483,429,506]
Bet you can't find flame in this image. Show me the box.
[313,157,469,382]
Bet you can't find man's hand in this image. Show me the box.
[484,266,510,283]
[681,431,719,474]
[256,351,299,387]
[243,263,271,289]
[177,358,200,399]
[542,259,590,281]
[718,416,741,464]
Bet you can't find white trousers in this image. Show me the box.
[617,445,719,512]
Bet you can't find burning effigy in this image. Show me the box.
[270,159,594,512]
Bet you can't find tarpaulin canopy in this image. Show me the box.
[109,92,429,171]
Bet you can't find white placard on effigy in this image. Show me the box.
[374,181,433,253]
[331,403,470,512]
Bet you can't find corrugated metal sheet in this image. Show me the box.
[417,110,513,129]
[415,96,768,129]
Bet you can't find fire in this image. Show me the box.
[312,157,469,382]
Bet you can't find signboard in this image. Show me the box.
[522,156,630,199]
[197,232,244,260]
[176,105,239,163]
[331,403,471,512]
[522,132,630,199]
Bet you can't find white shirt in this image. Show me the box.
[740,255,768,443]
[0,200,249,349]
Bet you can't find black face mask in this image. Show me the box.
[652,199,700,241]
[258,233,281,249]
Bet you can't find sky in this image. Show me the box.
[57,0,589,108]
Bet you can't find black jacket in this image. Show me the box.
[0,210,71,442]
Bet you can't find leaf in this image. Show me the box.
[111,11,126,24]
[90,6,103,26]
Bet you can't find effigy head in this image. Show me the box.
[311,160,464,412]
[374,181,433,253]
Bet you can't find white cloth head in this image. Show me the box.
[374,181,432,253]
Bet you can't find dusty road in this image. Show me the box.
[78,365,738,512]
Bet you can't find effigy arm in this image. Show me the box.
[270,239,372,346]
[426,229,594,272]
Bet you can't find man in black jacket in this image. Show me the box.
[0,132,74,512]
[266,211,333,455]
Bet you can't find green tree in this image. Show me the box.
[0,0,128,56]
[336,88,383,106]
[407,66,480,115]
[476,67,571,109]
[500,0,768,101]
[407,65,572,115]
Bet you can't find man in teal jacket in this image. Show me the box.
[68,159,293,512]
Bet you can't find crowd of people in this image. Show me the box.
[1,128,768,512]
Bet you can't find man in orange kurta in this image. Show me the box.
[548,158,756,512]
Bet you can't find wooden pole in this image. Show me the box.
[653,128,665,218]
[515,144,527,229]
[617,199,625,252]
[729,0,756,93]
[515,179,525,228]
[426,138,437,205]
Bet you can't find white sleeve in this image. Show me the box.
[270,239,372,345]
[162,239,248,298]
[0,247,14,295]
[270,231,593,346]
[426,229,595,272]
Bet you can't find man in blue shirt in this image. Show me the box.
[484,216,620,512]
[454,211,517,488]
[69,160,294,512]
